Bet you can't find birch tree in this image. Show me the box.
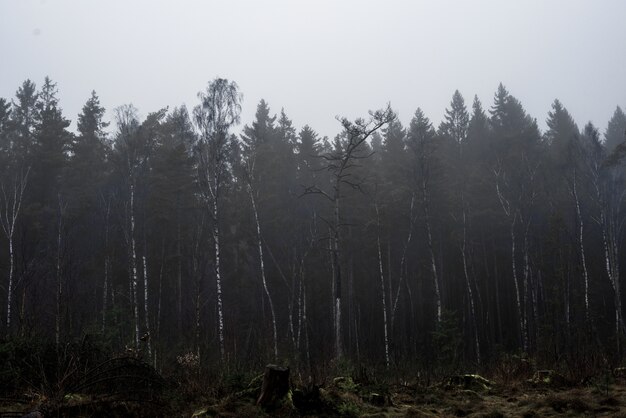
[193,78,242,361]
[0,166,29,334]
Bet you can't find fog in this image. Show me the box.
[1,0,625,137]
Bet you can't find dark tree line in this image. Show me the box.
[1,77,626,373]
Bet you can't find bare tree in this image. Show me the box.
[304,105,395,359]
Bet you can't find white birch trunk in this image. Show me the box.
[1,168,29,335]
[461,201,480,364]
[522,219,531,351]
[572,175,590,320]
[596,179,625,347]
[510,216,525,351]
[333,194,342,359]
[422,177,442,323]
[142,252,152,358]
[375,203,390,368]
[391,192,416,329]
[130,180,140,348]
[249,187,278,361]
[213,195,225,360]
[6,237,14,333]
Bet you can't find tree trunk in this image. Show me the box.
[510,215,525,351]
[333,195,342,360]
[572,173,590,320]
[130,180,140,348]
[1,168,29,336]
[6,236,14,334]
[391,192,416,330]
[176,206,183,336]
[461,199,480,364]
[375,202,390,368]
[256,364,290,408]
[102,197,110,333]
[142,251,151,358]
[249,187,278,361]
[423,177,441,323]
[212,194,225,360]
[55,197,64,346]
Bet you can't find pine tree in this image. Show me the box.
[407,109,443,323]
[604,106,626,151]
[439,90,469,144]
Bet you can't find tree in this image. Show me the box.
[304,105,395,359]
[193,78,242,361]
[439,90,469,146]
[407,108,443,324]
[66,91,111,331]
[239,100,281,361]
[112,104,143,348]
[0,166,29,334]
[604,106,626,152]
[490,84,541,352]
[9,80,38,163]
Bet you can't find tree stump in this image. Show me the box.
[256,364,290,408]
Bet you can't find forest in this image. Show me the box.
[1,76,626,416]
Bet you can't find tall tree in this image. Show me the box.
[304,105,395,359]
[193,78,242,361]
[604,106,626,152]
[407,108,443,323]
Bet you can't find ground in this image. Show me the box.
[183,373,626,417]
[4,370,626,417]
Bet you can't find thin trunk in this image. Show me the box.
[375,202,390,368]
[55,199,63,347]
[130,180,139,348]
[522,218,531,351]
[423,178,441,323]
[303,282,310,369]
[142,251,152,358]
[598,185,625,347]
[1,168,29,336]
[461,200,480,364]
[195,274,201,357]
[213,195,225,360]
[249,187,278,361]
[392,192,416,329]
[102,198,110,332]
[193,220,203,357]
[6,237,14,333]
[572,175,590,320]
[157,240,164,341]
[333,194,342,360]
[510,215,525,351]
[329,227,336,349]
[177,207,182,335]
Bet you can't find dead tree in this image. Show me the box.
[303,105,395,360]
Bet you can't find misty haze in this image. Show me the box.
[1,1,626,417]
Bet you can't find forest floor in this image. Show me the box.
[180,372,626,418]
[4,368,626,417]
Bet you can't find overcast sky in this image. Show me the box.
[1,0,625,139]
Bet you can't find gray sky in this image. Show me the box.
[1,0,625,139]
